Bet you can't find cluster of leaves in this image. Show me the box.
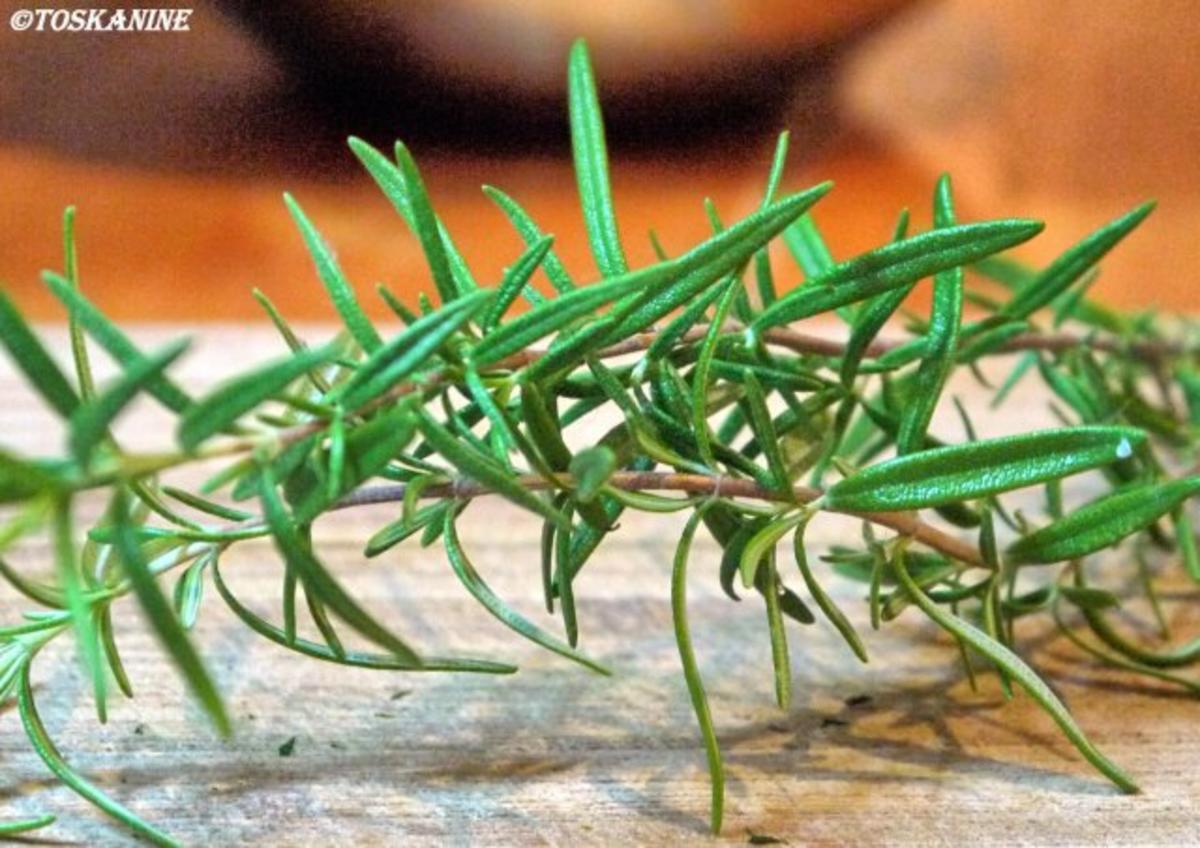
[1,39,1198,844]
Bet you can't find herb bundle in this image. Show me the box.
[1,39,1197,845]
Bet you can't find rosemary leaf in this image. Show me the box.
[283,193,382,353]
[177,344,333,451]
[893,548,1137,794]
[825,426,1145,512]
[568,39,627,278]
[1008,476,1200,565]
[0,290,80,418]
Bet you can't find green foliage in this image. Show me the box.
[0,290,80,417]
[179,344,333,450]
[394,142,468,304]
[670,505,724,833]
[283,193,382,353]
[569,39,627,279]
[1008,477,1200,565]
[111,490,230,736]
[824,427,1144,512]
[750,219,1043,334]
[0,37,1194,846]
[897,175,963,454]
[72,338,190,463]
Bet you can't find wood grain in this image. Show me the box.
[1,327,1197,846]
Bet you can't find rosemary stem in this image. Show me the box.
[223,321,1183,461]
[334,471,989,569]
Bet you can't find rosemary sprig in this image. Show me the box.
[1,37,1197,844]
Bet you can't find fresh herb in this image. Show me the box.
[0,37,1194,845]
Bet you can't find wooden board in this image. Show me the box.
[1,327,1197,846]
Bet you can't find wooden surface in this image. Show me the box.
[1,327,1199,846]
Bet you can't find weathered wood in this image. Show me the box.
[1,327,1197,846]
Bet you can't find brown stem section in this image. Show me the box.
[201,319,1178,566]
[335,471,987,569]
[481,322,1178,365]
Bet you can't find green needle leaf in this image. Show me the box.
[62,205,97,401]
[692,279,742,467]
[283,193,382,353]
[251,288,314,358]
[569,446,617,503]
[1174,510,1200,583]
[94,606,133,699]
[482,185,576,293]
[793,519,867,662]
[415,409,571,530]
[893,548,1138,794]
[837,212,913,387]
[740,369,791,496]
[178,344,334,450]
[52,497,105,721]
[520,383,573,471]
[670,504,724,833]
[348,137,479,296]
[111,491,230,736]
[568,38,628,278]
[0,553,63,607]
[1,451,62,504]
[759,553,792,709]
[761,131,790,206]
[553,513,579,646]
[395,142,466,304]
[337,289,492,408]
[0,290,80,418]
[750,219,1044,335]
[483,234,555,330]
[750,131,792,305]
[741,512,806,588]
[0,813,56,836]
[1001,201,1155,321]
[442,512,608,674]
[172,553,210,631]
[784,213,835,279]
[260,471,422,664]
[645,282,726,362]
[41,272,193,413]
[824,426,1145,512]
[18,665,181,847]
[471,265,656,365]
[897,175,964,454]
[211,557,514,674]
[70,337,189,464]
[1067,571,1199,668]
[602,184,833,345]
[1007,476,1200,565]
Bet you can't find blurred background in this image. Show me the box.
[0,0,1196,320]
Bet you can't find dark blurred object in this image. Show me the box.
[0,0,333,173]
[215,0,913,149]
[0,0,912,172]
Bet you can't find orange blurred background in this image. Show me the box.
[0,0,1196,321]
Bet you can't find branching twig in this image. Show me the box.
[335,472,988,568]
